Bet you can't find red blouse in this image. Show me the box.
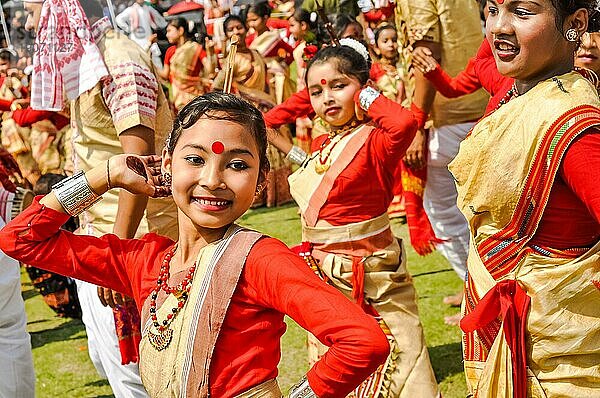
[12,108,70,130]
[0,198,389,398]
[311,94,418,225]
[263,87,313,128]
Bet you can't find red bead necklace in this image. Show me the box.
[147,246,197,351]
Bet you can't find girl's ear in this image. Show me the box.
[300,21,309,31]
[373,47,381,56]
[161,147,172,175]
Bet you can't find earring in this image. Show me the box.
[565,28,579,42]
[255,183,265,195]
[162,172,172,185]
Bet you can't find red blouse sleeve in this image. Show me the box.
[12,108,55,127]
[0,98,13,111]
[245,238,389,398]
[363,94,418,171]
[0,197,157,300]
[263,88,314,128]
[560,130,600,223]
[164,45,177,66]
[425,58,482,98]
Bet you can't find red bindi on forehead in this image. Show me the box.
[320,79,327,85]
[212,141,225,154]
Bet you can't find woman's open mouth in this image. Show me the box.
[494,39,519,62]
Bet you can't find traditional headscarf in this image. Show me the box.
[30,0,108,110]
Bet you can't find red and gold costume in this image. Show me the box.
[288,93,440,397]
[450,71,600,397]
[0,198,390,397]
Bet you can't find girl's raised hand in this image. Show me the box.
[109,154,171,198]
[412,47,438,74]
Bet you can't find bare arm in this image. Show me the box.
[405,40,442,169]
[114,126,155,240]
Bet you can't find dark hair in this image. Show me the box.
[246,1,271,19]
[292,9,327,45]
[306,42,372,85]
[548,0,597,31]
[223,14,246,33]
[166,92,270,176]
[334,14,361,39]
[79,0,104,19]
[0,49,16,64]
[373,24,396,45]
[589,7,600,32]
[168,18,191,38]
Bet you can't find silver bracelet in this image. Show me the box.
[358,86,381,111]
[52,170,102,216]
[286,145,308,165]
[288,376,316,398]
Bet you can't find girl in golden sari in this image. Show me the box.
[214,15,293,208]
[159,18,215,111]
[245,1,295,104]
[0,92,390,397]
[271,39,440,398]
[448,1,600,397]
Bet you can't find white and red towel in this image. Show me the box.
[31,0,108,111]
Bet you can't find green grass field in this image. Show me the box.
[24,203,467,397]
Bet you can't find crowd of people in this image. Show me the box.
[0,0,598,397]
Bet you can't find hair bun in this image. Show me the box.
[339,38,370,63]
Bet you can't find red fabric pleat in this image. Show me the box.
[460,280,531,398]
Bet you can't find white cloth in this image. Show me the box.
[423,122,474,281]
[76,280,149,398]
[115,4,167,49]
[0,200,35,398]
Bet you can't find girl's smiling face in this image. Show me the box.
[306,61,362,128]
[163,116,262,234]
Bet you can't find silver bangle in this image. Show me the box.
[288,376,316,398]
[358,86,381,111]
[286,145,308,165]
[52,170,102,216]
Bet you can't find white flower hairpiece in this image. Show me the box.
[339,38,370,63]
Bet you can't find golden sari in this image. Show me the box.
[449,72,600,398]
[249,30,294,104]
[288,125,439,398]
[170,41,206,111]
[214,49,293,208]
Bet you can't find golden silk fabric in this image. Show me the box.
[170,41,206,110]
[449,72,600,397]
[395,0,487,126]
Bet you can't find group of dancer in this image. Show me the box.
[0,0,599,397]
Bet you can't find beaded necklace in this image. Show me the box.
[495,83,519,110]
[147,246,197,351]
[315,120,359,174]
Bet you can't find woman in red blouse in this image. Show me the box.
[0,92,389,397]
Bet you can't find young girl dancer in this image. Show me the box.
[159,18,215,111]
[370,24,405,103]
[0,92,390,397]
[286,39,439,397]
